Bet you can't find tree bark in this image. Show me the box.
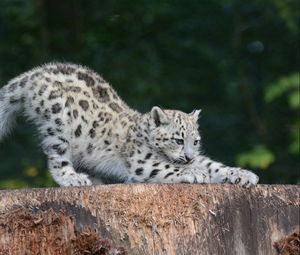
[0,184,299,255]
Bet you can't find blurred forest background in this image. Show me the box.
[0,0,298,188]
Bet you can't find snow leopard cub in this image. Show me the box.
[0,63,259,187]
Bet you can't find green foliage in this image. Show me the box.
[265,73,299,106]
[237,145,275,170]
[0,164,56,189]
[0,0,298,187]
[265,73,299,155]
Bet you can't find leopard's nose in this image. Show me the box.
[185,155,192,162]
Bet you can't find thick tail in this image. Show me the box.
[0,80,25,141]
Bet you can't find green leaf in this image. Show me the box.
[288,91,300,109]
[236,145,275,170]
[265,73,299,103]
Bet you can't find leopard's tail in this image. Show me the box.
[0,77,27,141]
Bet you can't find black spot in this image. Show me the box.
[52,103,62,114]
[47,127,55,136]
[150,169,160,178]
[92,101,99,110]
[9,97,19,104]
[9,82,18,92]
[135,168,144,175]
[87,143,94,154]
[206,162,212,168]
[92,86,110,102]
[208,169,212,174]
[104,140,110,145]
[77,71,95,86]
[61,161,69,167]
[19,76,28,88]
[31,72,42,80]
[222,178,229,183]
[215,169,219,173]
[65,96,74,107]
[165,165,170,169]
[40,100,44,107]
[56,65,76,75]
[35,107,41,114]
[138,160,145,164]
[49,90,62,100]
[234,178,241,184]
[101,128,106,135]
[67,86,81,93]
[92,121,99,128]
[243,181,250,187]
[52,144,66,155]
[145,153,152,160]
[58,137,68,144]
[81,116,88,124]
[75,125,82,137]
[108,102,123,113]
[164,172,174,179]
[152,162,160,167]
[44,108,51,120]
[89,128,96,138]
[55,118,63,126]
[96,77,105,83]
[73,110,78,119]
[83,91,90,98]
[79,100,89,111]
[38,84,48,96]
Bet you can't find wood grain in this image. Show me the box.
[0,184,299,255]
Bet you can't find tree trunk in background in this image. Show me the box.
[0,184,299,255]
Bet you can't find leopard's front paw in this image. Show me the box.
[179,172,210,184]
[231,169,259,187]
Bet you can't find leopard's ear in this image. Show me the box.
[150,106,169,127]
[189,109,201,121]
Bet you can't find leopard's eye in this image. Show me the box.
[194,140,200,146]
[175,139,184,145]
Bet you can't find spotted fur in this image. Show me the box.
[0,63,259,187]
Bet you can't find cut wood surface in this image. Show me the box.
[0,184,299,255]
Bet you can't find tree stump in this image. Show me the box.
[0,184,299,255]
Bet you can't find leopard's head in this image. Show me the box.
[147,106,201,164]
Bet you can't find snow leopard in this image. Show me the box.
[0,63,259,187]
